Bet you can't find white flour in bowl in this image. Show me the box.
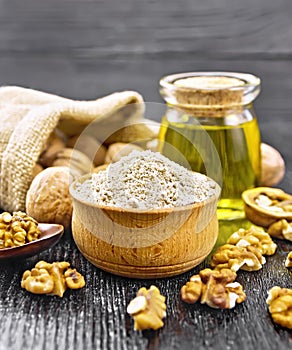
[72,150,218,210]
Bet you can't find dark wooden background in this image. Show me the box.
[0,1,292,349]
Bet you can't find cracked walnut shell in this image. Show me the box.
[227,226,277,256]
[210,244,266,272]
[266,286,292,329]
[242,187,292,228]
[21,260,85,297]
[127,285,166,331]
[0,211,40,249]
[181,268,246,309]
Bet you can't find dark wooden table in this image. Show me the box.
[0,1,292,349]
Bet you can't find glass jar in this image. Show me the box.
[158,72,261,221]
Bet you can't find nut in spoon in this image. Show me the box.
[0,223,64,260]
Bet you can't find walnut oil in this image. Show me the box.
[159,72,262,222]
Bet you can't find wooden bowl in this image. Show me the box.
[70,174,220,279]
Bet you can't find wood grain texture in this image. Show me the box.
[1,231,292,350]
[0,0,292,349]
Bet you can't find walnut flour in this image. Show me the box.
[73,150,217,210]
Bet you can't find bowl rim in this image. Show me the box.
[69,172,221,214]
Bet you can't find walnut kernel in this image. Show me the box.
[64,268,86,289]
[0,211,40,249]
[21,268,54,294]
[285,252,292,268]
[227,226,277,256]
[127,285,166,331]
[180,275,202,304]
[268,219,292,241]
[210,244,265,272]
[21,260,85,297]
[266,286,292,329]
[181,268,246,309]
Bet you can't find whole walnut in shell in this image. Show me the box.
[38,132,66,168]
[105,142,143,164]
[67,134,107,166]
[26,167,77,228]
[52,148,93,175]
[260,143,285,187]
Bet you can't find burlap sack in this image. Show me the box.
[0,86,144,212]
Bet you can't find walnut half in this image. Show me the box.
[210,244,266,272]
[21,260,85,297]
[266,286,292,329]
[268,219,292,241]
[227,226,277,256]
[127,285,166,331]
[181,268,246,309]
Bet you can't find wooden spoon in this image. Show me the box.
[0,223,64,260]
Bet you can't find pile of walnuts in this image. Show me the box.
[0,211,40,248]
[127,224,292,331]
[180,226,277,310]
[26,130,145,229]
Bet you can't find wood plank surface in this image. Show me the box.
[0,1,292,349]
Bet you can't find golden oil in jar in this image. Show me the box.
[159,72,262,221]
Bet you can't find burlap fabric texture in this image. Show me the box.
[0,86,144,212]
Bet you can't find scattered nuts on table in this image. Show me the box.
[21,260,85,297]
[0,211,40,248]
[181,268,246,309]
[268,219,292,241]
[127,285,166,331]
[227,226,277,256]
[266,286,292,330]
[210,244,266,272]
[285,252,292,268]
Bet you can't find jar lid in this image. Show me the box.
[159,72,261,109]
[173,76,245,89]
